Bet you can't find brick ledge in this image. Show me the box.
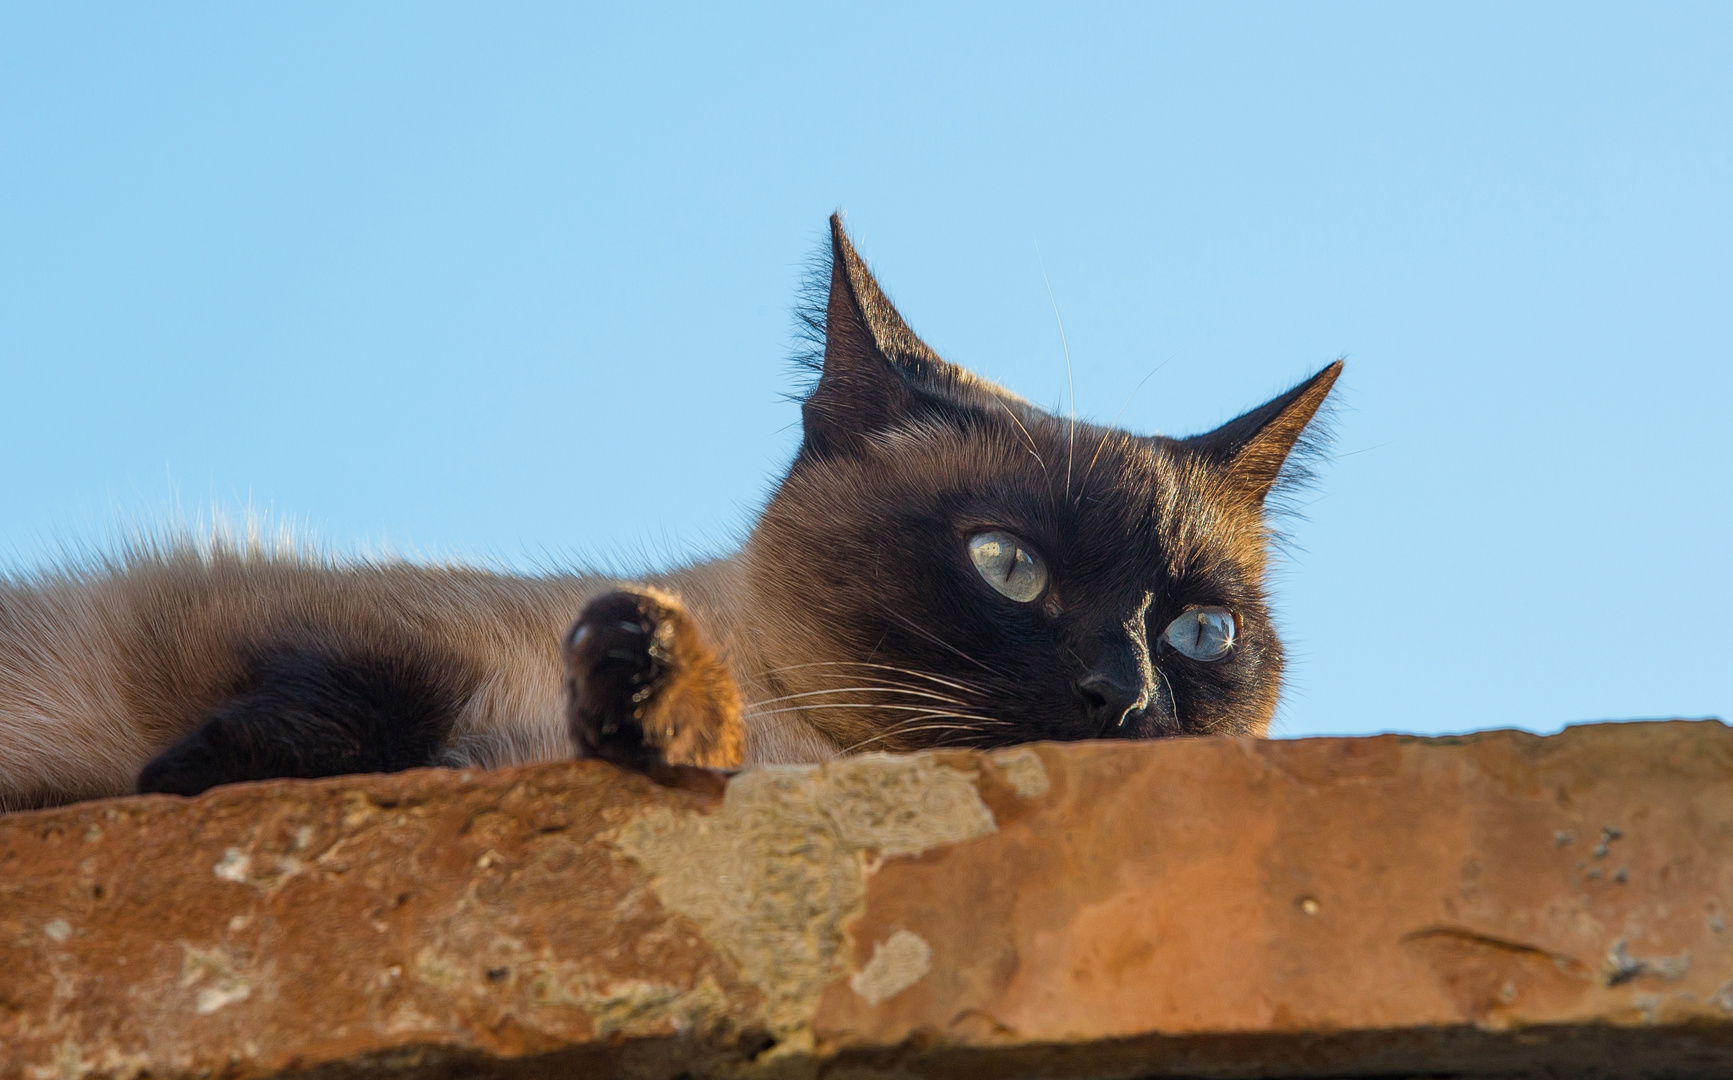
[2,720,1730,1079]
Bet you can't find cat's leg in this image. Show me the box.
[135,649,462,796]
[564,586,744,782]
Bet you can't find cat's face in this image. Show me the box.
[746,217,1339,752]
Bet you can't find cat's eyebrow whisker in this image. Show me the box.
[992,399,1051,488]
[1076,360,1170,502]
[1076,429,1117,509]
[1077,428,1138,508]
[1035,240,1076,502]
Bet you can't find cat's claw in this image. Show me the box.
[564,587,745,785]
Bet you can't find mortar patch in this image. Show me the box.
[611,753,995,1041]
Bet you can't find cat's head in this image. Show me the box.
[745,216,1340,752]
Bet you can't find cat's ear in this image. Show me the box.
[1183,361,1343,505]
[799,215,983,459]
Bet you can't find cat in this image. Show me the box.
[0,216,1340,811]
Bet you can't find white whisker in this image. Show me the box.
[883,611,1006,677]
[743,685,969,710]
[993,398,1051,488]
[837,715,1012,755]
[1078,359,1171,499]
[756,660,985,696]
[1157,667,1182,734]
[838,714,1012,755]
[743,702,1004,720]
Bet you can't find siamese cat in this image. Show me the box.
[0,217,1340,811]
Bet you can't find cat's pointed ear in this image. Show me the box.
[1184,361,1343,504]
[799,215,979,459]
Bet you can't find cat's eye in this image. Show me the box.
[967,531,1048,603]
[1162,607,1236,661]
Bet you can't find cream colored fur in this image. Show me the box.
[0,538,840,811]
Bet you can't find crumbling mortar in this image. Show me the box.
[608,754,998,1053]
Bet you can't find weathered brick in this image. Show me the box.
[2,720,1730,1078]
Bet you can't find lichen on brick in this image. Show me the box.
[180,944,251,1015]
[611,753,996,1044]
[849,930,932,1005]
[987,747,1050,798]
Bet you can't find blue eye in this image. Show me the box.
[1162,607,1236,661]
[967,531,1048,603]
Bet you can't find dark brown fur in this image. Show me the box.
[562,220,1337,774]
[0,216,1338,808]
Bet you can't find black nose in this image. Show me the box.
[1076,671,1147,728]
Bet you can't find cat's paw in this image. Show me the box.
[564,586,744,780]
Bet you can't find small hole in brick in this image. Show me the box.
[486,967,509,982]
[739,1030,778,1059]
[1298,896,1321,916]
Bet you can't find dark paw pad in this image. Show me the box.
[564,586,744,776]
[564,589,677,773]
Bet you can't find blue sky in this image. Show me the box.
[3,4,1728,738]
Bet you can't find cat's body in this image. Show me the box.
[0,218,1340,811]
[0,548,811,809]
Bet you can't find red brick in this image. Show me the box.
[2,721,1730,1078]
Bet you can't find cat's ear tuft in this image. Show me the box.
[1184,361,1343,506]
[795,215,978,459]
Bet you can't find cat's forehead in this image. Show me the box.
[868,407,1263,571]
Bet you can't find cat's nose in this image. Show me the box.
[1075,671,1148,728]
